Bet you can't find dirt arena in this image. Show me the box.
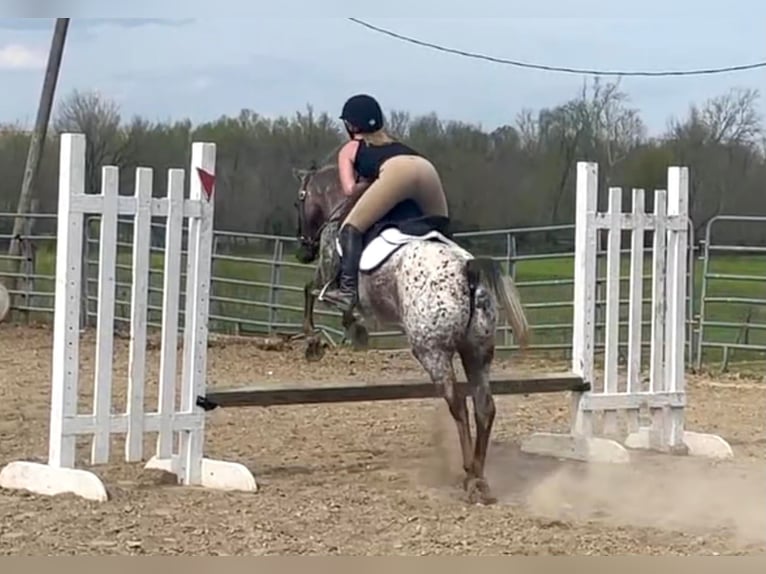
[0,322,764,556]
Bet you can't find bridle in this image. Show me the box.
[295,182,319,253]
[295,170,350,256]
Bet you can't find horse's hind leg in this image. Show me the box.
[459,343,497,505]
[414,348,474,491]
[341,308,369,350]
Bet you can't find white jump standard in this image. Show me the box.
[520,162,733,462]
[0,133,256,502]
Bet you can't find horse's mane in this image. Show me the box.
[316,141,345,167]
[303,158,342,201]
[313,162,338,175]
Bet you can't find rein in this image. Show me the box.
[296,169,349,252]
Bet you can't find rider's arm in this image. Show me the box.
[338,140,369,197]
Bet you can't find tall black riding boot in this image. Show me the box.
[320,224,364,313]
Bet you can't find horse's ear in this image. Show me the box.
[309,159,318,171]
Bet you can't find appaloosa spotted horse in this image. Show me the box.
[292,162,530,505]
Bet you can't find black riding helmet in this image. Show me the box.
[340,93,384,133]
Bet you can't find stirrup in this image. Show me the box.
[316,280,333,302]
[321,288,356,306]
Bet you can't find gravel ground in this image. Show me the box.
[1,323,764,555]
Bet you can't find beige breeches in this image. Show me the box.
[342,154,448,233]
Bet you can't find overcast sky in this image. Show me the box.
[0,3,764,135]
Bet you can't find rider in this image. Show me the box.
[319,93,450,313]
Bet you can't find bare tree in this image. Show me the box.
[515,108,539,153]
[669,87,762,147]
[702,87,762,145]
[516,78,645,225]
[569,77,646,181]
[386,110,411,139]
[666,87,765,234]
[587,78,645,172]
[53,90,132,194]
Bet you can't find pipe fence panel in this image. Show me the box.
[2,211,764,370]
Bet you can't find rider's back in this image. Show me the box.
[354,139,422,181]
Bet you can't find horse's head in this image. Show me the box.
[292,162,344,264]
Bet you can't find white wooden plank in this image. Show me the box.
[592,212,686,231]
[665,166,690,448]
[664,197,679,396]
[602,187,623,435]
[580,391,686,411]
[48,133,86,469]
[570,162,598,438]
[649,189,667,394]
[626,188,646,433]
[572,162,598,382]
[149,198,201,219]
[90,166,120,465]
[70,194,202,218]
[61,411,205,435]
[666,167,689,394]
[156,169,185,459]
[179,143,217,485]
[178,213,199,476]
[627,189,645,394]
[604,187,623,392]
[649,188,668,444]
[125,167,153,463]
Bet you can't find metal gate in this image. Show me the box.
[696,215,766,369]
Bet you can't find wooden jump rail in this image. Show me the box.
[195,373,589,410]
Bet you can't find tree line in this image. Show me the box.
[1,78,764,249]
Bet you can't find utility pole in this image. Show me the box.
[8,18,69,260]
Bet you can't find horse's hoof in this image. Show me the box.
[304,336,325,362]
[465,477,497,506]
[347,322,369,351]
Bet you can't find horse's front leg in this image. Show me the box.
[303,279,316,335]
[338,272,369,350]
[303,277,325,362]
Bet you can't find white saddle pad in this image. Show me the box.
[337,227,469,273]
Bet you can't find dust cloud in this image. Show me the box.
[521,455,766,546]
[424,401,766,547]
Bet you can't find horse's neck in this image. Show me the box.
[312,163,347,224]
[321,189,348,223]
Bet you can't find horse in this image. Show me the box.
[292,163,370,361]
[291,161,530,505]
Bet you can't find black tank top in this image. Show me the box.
[353,139,421,181]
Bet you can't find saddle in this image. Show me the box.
[338,199,464,273]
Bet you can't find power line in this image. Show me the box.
[347,17,766,77]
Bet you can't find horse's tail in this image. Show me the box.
[465,258,530,349]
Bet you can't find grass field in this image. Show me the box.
[2,228,765,370]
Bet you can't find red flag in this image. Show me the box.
[196,167,215,200]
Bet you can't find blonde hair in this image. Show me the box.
[358,128,395,146]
